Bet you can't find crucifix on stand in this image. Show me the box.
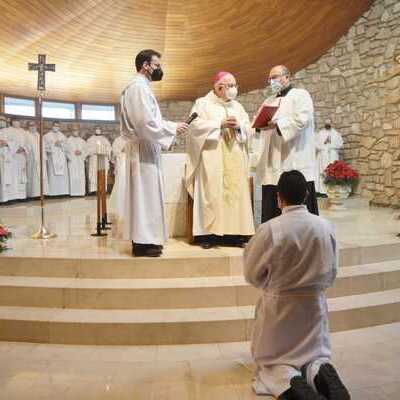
[28,54,57,239]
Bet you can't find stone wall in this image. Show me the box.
[159,0,400,207]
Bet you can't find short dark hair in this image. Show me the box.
[53,121,60,125]
[135,49,161,72]
[277,170,308,205]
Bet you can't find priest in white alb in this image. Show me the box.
[0,119,28,201]
[44,121,70,196]
[255,65,318,222]
[0,124,20,203]
[86,126,112,194]
[25,121,48,198]
[119,49,188,257]
[67,127,87,197]
[315,121,344,195]
[185,71,255,249]
[109,133,127,216]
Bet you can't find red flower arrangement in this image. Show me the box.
[324,160,359,186]
[0,224,11,253]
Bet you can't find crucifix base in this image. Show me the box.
[91,222,108,237]
[31,225,57,240]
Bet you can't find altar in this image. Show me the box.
[161,152,188,237]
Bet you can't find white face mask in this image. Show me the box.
[29,126,37,133]
[12,122,21,129]
[270,79,283,94]
[52,126,59,132]
[95,129,102,135]
[225,86,238,101]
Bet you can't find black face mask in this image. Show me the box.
[151,67,164,81]
[325,124,331,130]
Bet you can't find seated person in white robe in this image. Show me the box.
[67,128,87,197]
[44,121,70,196]
[315,121,344,196]
[0,126,18,203]
[25,121,49,198]
[244,170,349,400]
[86,127,112,194]
[0,119,28,201]
[185,71,255,249]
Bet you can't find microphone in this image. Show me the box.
[185,112,198,125]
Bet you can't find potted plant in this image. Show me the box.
[324,160,359,209]
[0,224,11,253]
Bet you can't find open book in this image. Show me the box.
[252,105,279,129]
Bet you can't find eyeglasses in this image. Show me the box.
[267,74,286,83]
[149,63,162,69]
[219,83,239,89]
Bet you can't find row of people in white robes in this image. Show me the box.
[0,121,117,202]
[43,123,112,197]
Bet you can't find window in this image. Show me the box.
[81,104,116,121]
[4,96,35,116]
[42,101,75,119]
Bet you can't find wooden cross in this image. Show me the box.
[28,54,55,91]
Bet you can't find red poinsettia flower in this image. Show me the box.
[324,160,359,186]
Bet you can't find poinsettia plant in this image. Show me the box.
[0,224,11,253]
[324,160,359,186]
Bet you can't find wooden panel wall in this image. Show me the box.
[0,0,372,102]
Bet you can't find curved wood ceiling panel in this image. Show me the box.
[0,0,372,102]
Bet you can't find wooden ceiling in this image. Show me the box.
[0,0,372,103]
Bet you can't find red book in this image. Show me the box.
[252,105,279,129]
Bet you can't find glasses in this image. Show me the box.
[267,74,285,83]
[149,63,162,69]
[219,83,239,89]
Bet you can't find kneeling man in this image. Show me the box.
[185,71,255,249]
[244,170,349,400]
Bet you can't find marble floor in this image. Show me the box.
[1,197,400,399]
[0,322,399,400]
[0,196,399,259]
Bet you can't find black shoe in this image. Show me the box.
[279,376,327,400]
[200,242,214,249]
[132,243,162,257]
[231,241,247,248]
[314,364,350,400]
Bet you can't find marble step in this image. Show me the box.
[1,241,400,279]
[0,288,399,345]
[0,260,400,309]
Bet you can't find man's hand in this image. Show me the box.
[258,121,277,131]
[17,147,26,154]
[0,140,8,148]
[75,150,82,156]
[55,140,62,147]
[221,116,239,129]
[176,122,189,135]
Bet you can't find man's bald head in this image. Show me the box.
[270,65,290,77]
